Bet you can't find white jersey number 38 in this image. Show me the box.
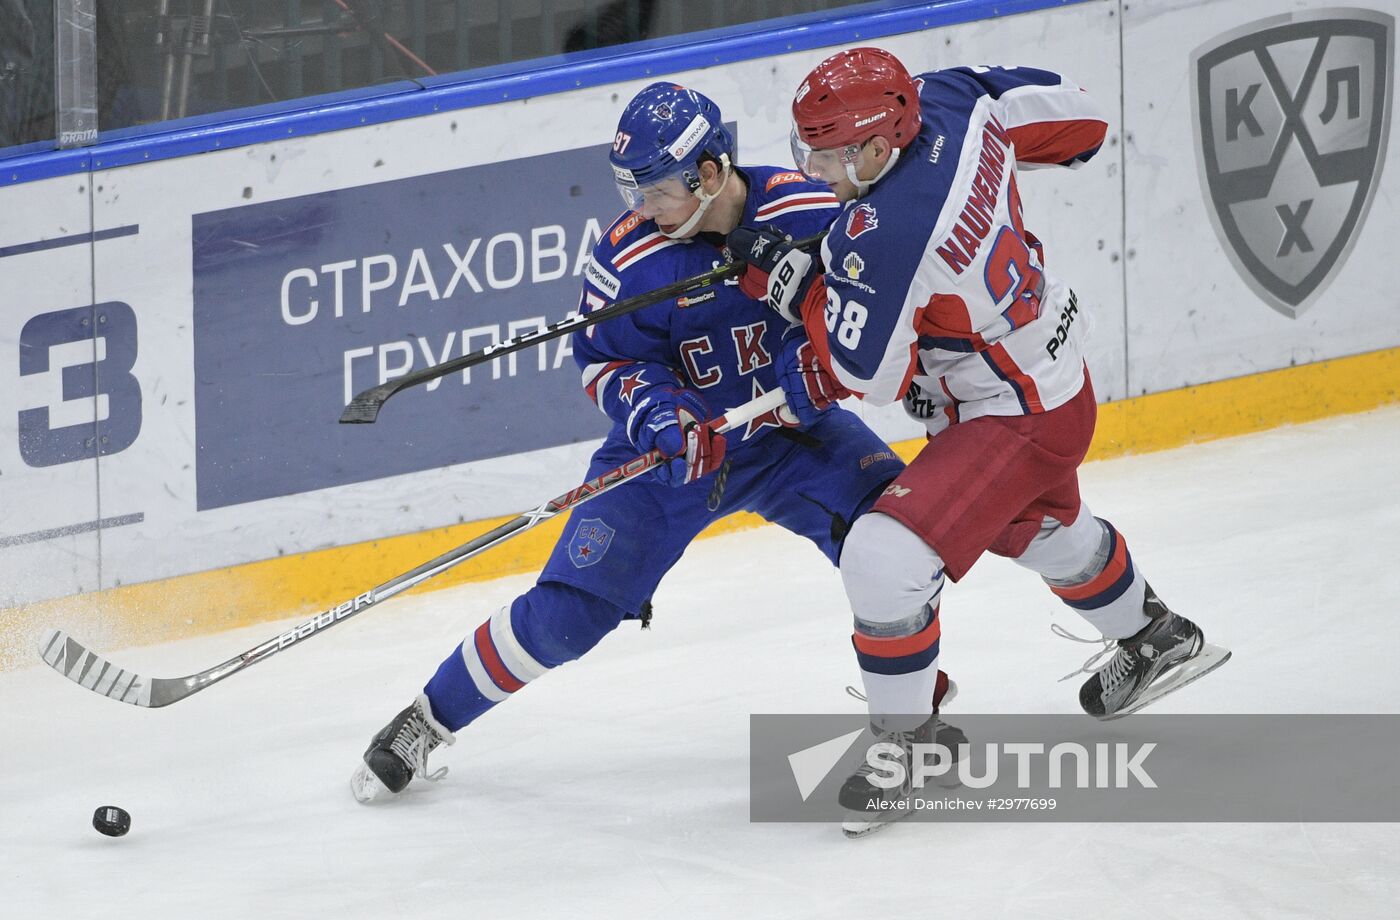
[825,287,869,349]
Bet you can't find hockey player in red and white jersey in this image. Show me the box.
[727,48,1230,833]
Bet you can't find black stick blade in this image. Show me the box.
[339,384,399,423]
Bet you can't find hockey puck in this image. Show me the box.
[92,805,131,837]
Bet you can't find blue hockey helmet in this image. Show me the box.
[610,83,735,220]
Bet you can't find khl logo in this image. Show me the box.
[1191,8,1393,317]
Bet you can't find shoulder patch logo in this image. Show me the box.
[616,370,647,404]
[584,258,622,299]
[609,211,645,245]
[843,252,866,280]
[765,171,806,191]
[846,203,879,240]
[1191,9,1393,317]
[568,518,615,568]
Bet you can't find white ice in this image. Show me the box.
[3,408,1399,919]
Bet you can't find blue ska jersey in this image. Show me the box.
[576,166,839,447]
[810,66,1109,435]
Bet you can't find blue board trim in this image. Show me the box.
[1,0,1093,187]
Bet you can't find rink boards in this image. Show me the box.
[0,0,1395,665]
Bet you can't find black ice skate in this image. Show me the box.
[840,673,966,839]
[350,694,455,804]
[1075,584,1232,720]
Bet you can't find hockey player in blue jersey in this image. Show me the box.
[727,48,1230,835]
[350,82,925,803]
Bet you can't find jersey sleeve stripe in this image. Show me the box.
[937,377,960,426]
[754,200,843,221]
[582,359,631,407]
[1008,119,1108,166]
[814,264,929,405]
[833,329,921,404]
[980,343,1044,413]
[895,342,921,405]
[755,193,840,220]
[801,279,868,398]
[993,80,1105,128]
[613,232,682,271]
[803,276,904,402]
[918,334,980,353]
[993,82,1108,165]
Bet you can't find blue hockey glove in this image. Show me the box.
[628,388,728,486]
[778,326,850,426]
[725,226,817,325]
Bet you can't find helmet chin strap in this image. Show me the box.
[661,154,733,240]
[847,146,902,199]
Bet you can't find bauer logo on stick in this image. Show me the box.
[1191,9,1394,318]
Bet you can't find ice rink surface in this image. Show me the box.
[3,407,1399,919]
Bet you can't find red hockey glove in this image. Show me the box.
[628,388,728,486]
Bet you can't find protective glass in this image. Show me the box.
[615,174,696,216]
[790,126,863,184]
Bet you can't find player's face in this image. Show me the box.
[791,131,870,201]
[617,176,701,235]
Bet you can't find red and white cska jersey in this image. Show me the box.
[806,66,1108,434]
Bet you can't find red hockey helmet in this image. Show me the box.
[792,47,922,153]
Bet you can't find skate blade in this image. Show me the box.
[842,813,906,839]
[841,801,920,839]
[1098,643,1233,721]
[350,762,395,804]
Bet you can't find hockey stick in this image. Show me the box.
[338,232,825,424]
[38,388,792,708]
